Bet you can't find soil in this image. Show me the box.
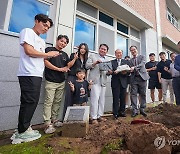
[0,103,180,154]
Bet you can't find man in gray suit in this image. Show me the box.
[86,44,109,124]
[129,46,149,117]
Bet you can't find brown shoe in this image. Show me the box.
[91,119,98,124]
[98,117,107,122]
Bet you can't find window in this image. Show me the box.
[74,17,95,50]
[77,0,97,18]
[98,25,114,55]
[0,1,9,30]
[130,27,140,39]
[117,22,128,34]
[99,12,113,26]
[117,35,128,57]
[8,0,50,39]
[130,39,140,54]
[167,7,179,29]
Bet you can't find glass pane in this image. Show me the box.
[77,0,97,18]
[99,12,113,26]
[74,18,95,50]
[167,14,171,22]
[0,1,8,29]
[117,35,128,57]
[8,0,50,39]
[130,27,140,39]
[117,22,128,34]
[130,39,141,55]
[98,25,114,55]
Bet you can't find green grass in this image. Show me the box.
[101,138,124,154]
[0,134,53,154]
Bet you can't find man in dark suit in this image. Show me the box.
[108,49,130,119]
[129,46,149,117]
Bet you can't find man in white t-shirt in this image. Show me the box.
[11,14,59,144]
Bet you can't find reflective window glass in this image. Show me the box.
[99,12,113,26]
[8,0,50,39]
[98,25,114,55]
[117,34,128,57]
[77,0,97,18]
[74,18,95,51]
[130,27,140,39]
[117,22,128,34]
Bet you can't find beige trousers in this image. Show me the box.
[161,78,174,104]
[43,80,65,125]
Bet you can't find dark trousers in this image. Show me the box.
[112,82,126,116]
[130,76,147,113]
[63,75,76,119]
[172,77,180,105]
[18,76,42,133]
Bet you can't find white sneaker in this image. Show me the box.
[10,126,39,140]
[44,124,56,134]
[53,121,63,127]
[11,128,41,144]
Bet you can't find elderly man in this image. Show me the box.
[86,44,109,124]
[129,46,149,117]
[109,49,130,119]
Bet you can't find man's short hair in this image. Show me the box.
[99,44,109,51]
[159,52,166,56]
[170,52,175,57]
[129,45,138,50]
[149,53,155,56]
[57,35,69,44]
[35,14,53,27]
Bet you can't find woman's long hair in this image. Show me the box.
[77,43,89,64]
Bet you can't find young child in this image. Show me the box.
[68,68,92,106]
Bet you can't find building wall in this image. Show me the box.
[121,0,157,30]
[0,32,54,131]
[159,0,180,42]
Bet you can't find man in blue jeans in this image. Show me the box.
[173,41,180,105]
[11,14,59,144]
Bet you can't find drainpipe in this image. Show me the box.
[155,0,163,59]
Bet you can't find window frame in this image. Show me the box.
[116,33,129,57]
[74,16,96,51]
[1,0,56,43]
[166,7,179,29]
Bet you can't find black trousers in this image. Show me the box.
[18,76,42,133]
[63,75,76,119]
[172,77,180,105]
[112,82,126,116]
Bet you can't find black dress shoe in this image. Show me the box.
[119,112,126,117]
[131,112,138,117]
[140,110,147,117]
